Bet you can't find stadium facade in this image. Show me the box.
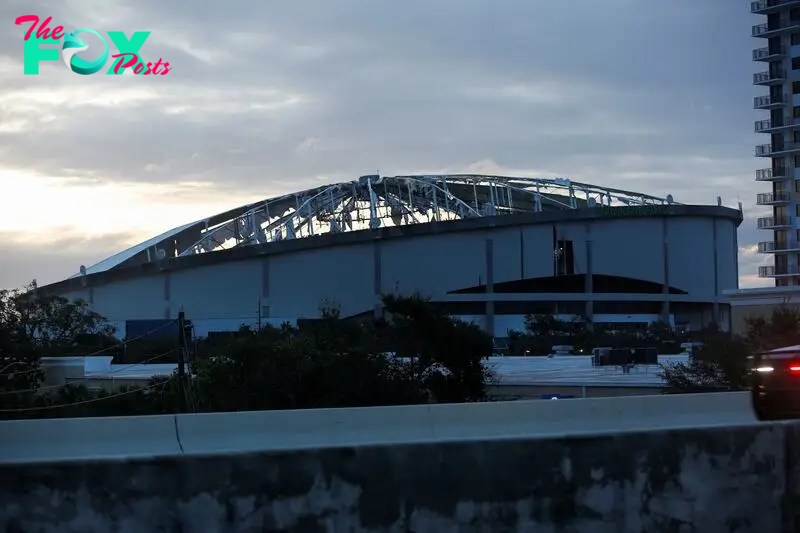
[40,175,743,338]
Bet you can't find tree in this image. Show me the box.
[12,281,115,348]
[743,306,800,352]
[380,294,494,402]
[192,316,425,412]
[646,320,673,342]
[0,281,115,412]
[190,295,494,412]
[660,307,800,392]
[660,332,751,392]
[525,314,570,337]
[1,287,495,418]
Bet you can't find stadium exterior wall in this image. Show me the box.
[43,205,742,338]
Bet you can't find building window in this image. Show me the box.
[793,33,800,45]
[794,81,800,94]
[796,181,800,193]
[794,106,800,118]
[793,57,800,70]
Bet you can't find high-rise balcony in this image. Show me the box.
[756,167,789,181]
[754,69,787,85]
[757,215,793,228]
[757,240,800,252]
[755,119,773,132]
[754,94,786,109]
[755,143,800,156]
[756,191,792,204]
[752,0,800,15]
[759,264,800,277]
[752,20,800,38]
[754,117,800,132]
[753,46,785,61]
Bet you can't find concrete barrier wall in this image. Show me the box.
[0,422,794,532]
[0,414,182,464]
[0,392,757,463]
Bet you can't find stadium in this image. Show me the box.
[40,174,743,339]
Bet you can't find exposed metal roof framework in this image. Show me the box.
[73,174,679,277]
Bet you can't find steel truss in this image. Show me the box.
[75,174,679,276]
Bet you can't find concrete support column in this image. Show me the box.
[260,259,270,321]
[661,218,670,324]
[163,273,171,319]
[584,229,594,331]
[485,238,495,336]
[733,221,739,289]
[712,219,720,326]
[373,241,383,319]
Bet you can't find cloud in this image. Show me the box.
[0,0,772,288]
[0,230,140,290]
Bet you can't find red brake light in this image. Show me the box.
[789,364,800,372]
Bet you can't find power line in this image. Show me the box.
[0,376,174,413]
[2,319,178,378]
[0,349,178,396]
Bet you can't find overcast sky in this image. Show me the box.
[0,0,767,290]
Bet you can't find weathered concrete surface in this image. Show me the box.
[0,423,790,532]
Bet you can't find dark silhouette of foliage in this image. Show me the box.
[0,281,114,413]
[660,307,800,392]
[512,315,681,356]
[380,294,493,402]
[0,284,494,418]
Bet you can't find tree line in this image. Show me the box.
[0,283,494,420]
[2,279,794,420]
[508,314,686,356]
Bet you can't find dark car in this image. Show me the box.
[751,345,800,420]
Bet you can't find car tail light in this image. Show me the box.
[790,364,800,372]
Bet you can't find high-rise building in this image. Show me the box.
[752,0,800,285]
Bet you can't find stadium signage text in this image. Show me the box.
[598,205,670,218]
[15,15,172,75]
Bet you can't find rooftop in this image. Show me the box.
[70,174,684,278]
[489,354,689,388]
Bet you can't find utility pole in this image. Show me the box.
[177,310,186,411]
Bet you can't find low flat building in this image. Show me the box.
[487,353,688,400]
[40,356,176,393]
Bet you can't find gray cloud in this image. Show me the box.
[0,231,140,290]
[0,0,771,287]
